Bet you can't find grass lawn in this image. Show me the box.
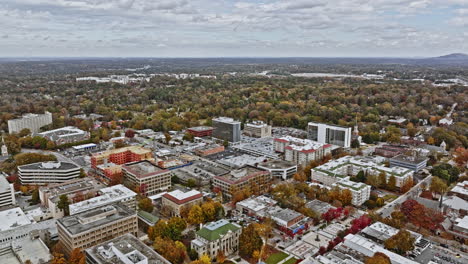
[283,258,298,264]
[265,252,289,264]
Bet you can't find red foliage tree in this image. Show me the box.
[125,129,135,138]
[401,199,444,231]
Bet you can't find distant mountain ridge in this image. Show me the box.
[434,53,468,59]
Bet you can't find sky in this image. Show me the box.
[0,0,468,57]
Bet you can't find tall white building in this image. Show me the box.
[244,120,272,138]
[332,178,371,206]
[0,176,15,207]
[307,122,352,148]
[8,112,53,134]
[212,117,241,143]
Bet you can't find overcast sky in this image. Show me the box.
[1,0,467,57]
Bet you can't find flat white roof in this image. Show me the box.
[455,216,468,230]
[213,117,241,124]
[277,136,327,151]
[69,184,135,214]
[0,207,33,232]
[73,143,97,150]
[165,189,202,201]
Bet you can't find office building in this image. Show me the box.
[311,156,413,188]
[244,121,272,138]
[212,166,271,199]
[91,146,155,179]
[161,189,203,217]
[307,122,352,148]
[194,144,225,156]
[389,154,428,172]
[69,184,137,215]
[85,233,171,264]
[257,160,297,180]
[212,117,241,143]
[187,126,214,137]
[274,136,332,166]
[18,161,81,185]
[39,178,104,219]
[8,111,52,134]
[191,220,241,260]
[57,203,138,256]
[236,195,278,217]
[37,126,90,145]
[122,160,172,196]
[0,176,15,207]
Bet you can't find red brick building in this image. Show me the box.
[187,126,214,137]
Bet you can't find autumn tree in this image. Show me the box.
[153,237,186,264]
[429,177,448,198]
[187,205,204,225]
[401,199,444,231]
[50,252,67,264]
[365,252,391,264]
[384,229,415,254]
[239,224,263,258]
[453,147,468,168]
[293,171,307,182]
[138,197,154,213]
[339,189,353,206]
[125,129,135,138]
[387,175,396,191]
[378,172,387,189]
[69,248,86,264]
[216,250,226,264]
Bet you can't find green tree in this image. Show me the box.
[138,198,154,213]
[378,172,387,189]
[31,189,40,204]
[351,138,360,148]
[18,128,31,137]
[430,177,448,196]
[57,195,70,216]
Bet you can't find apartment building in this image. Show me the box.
[69,184,137,215]
[307,122,352,148]
[161,189,203,217]
[0,176,15,208]
[8,111,52,134]
[39,178,104,218]
[212,117,241,143]
[191,220,241,260]
[244,120,272,138]
[274,136,332,166]
[332,178,371,206]
[122,160,172,196]
[212,166,271,199]
[85,233,171,264]
[37,126,90,145]
[18,161,81,185]
[57,203,138,256]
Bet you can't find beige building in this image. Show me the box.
[191,220,241,260]
[122,160,172,196]
[213,166,271,200]
[244,120,272,138]
[161,189,203,217]
[57,203,138,256]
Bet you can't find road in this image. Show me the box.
[377,175,433,218]
[21,148,77,164]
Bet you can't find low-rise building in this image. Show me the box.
[69,184,137,215]
[172,160,230,186]
[274,136,332,166]
[244,121,272,138]
[0,176,15,208]
[39,178,104,218]
[257,160,297,180]
[448,181,468,200]
[191,220,241,260]
[212,166,271,199]
[194,144,225,157]
[236,195,278,217]
[389,154,428,172]
[57,203,138,256]
[187,126,214,137]
[311,156,413,188]
[85,233,170,264]
[375,144,409,158]
[305,200,336,215]
[37,126,90,145]
[122,160,172,196]
[270,208,309,237]
[161,189,203,217]
[18,161,81,185]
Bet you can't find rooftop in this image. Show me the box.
[455,216,468,230]
[188,126,214,132]
[334,178,369,191]
[212,117,241,125]
[258,159,297,170]
[197,219,241,241]
[450,181,468,196]
[270,208,303,223]
[237,195,278,213]
[390,154,429,164]
[162,189,203,204]
[40,178,102,200]
[18,161,80,171]
[69,185,136,215]
[245,120,269,128]
[214,165,269,184]
[305,200,335,215]
[0,207,33,232]
[38,126,87,138]
[92,146,152,159]
[58,203,135,235]
[122,160,168,178]
[85,233,170,264]
[275,136,330,153]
